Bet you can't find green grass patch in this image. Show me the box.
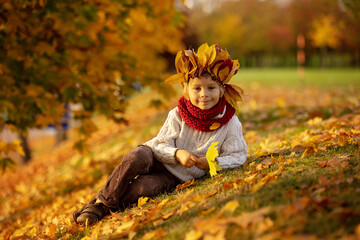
[232,68,360,88]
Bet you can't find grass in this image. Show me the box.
[139,146,360,239]
[233,67,360,88]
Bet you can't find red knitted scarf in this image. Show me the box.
[177,96,235,132]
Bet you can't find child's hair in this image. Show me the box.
[182,71,225,100]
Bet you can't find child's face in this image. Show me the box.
[187,75,221,110]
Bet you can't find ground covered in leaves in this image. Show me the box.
[1,69,360,239]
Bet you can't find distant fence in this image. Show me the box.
[238,53,355,68]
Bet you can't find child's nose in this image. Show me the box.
[200,88,208,97]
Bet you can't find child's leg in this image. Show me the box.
[118,160,180,207]
[96,145,158,208]
[74,145,178,224]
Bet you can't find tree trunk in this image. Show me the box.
[19,134,31,163]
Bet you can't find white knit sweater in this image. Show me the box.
[143,107,248,182]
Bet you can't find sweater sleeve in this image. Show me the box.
[217,117,248,169]
[145,108,181,165]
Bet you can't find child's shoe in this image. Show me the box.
[73,198,110,225]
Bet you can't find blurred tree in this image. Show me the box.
[309,15,343,49]
[309,15,344,67]
[0,0,184,171]
[341,0,360,66]
[187,0,293,66]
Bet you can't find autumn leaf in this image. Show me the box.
[176,179,195,190]
[206,142,222,177]
[220,200,239,214]
[316,155,351,170]
[138,197,149,208]
[139,228,166,240]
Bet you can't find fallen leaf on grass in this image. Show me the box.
[228,206,273,228]
[198,206,216,218]
[255,217,274,236]
[161,210,176,220]
[184,230,203,240]
[113,219,138,237]
[139,228,166,240]
[110,210,123,221]
[244,173,258,184]
[260,158,272,165]
[251,165,284,193]
[193,206,273,239]
[176,179,195,190]
[138,197,149,208]
[204,188,219,198]
[316,155,350,170]
[220,200,239,214]
[142,206,162,224]
[222,181,238,191]
[157,198,169,207]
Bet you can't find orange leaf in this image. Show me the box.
[139,228,166,240]
[210,122,220,130]
[176,179,195,190]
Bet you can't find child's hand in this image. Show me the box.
[175,149,199,168]
[194,155,209,170]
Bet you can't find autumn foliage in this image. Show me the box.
[0,0,184,166]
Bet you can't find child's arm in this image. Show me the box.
[217,119,248,169]
[145,109,182,165]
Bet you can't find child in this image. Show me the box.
[73,43,248,225]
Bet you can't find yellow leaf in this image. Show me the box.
[138,196,149,208]
[162,210,175,220]
[220,200,239,214]
[139,228,166,240]
[114,219,137,234]
[185,230,203,240]
[164,73,184,84]
[206,142,222,177]
[197,43,210,67]
[29,226,37,236]
[198,206,216,218]
[158,198,169,207]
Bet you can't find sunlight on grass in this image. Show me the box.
[233,68,360,88]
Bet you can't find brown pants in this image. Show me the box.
[96,145,180,209]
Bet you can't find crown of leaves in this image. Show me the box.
[165,43,243,112]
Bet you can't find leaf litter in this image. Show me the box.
[0,84,359,239]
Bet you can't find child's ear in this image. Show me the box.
[183,89,190,100]
[182,82,190,99]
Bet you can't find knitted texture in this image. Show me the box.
[177,96,235,132]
